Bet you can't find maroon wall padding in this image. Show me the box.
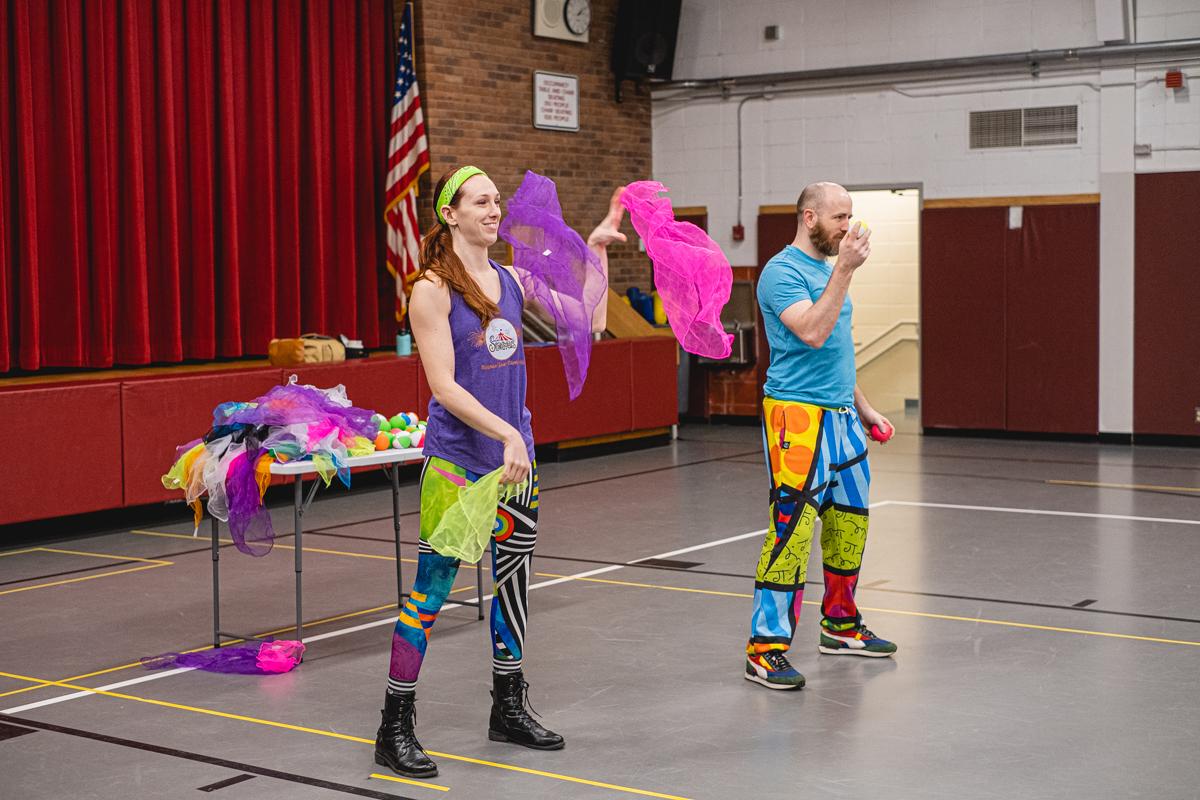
[757,212,795,266]
[528,340,633,443]
[121,368,285,506]
[1135,172,1200,437]
[920,207,1008,429]
[2,337,674,523]
[630,338,679,429]
[757,213,799,397]
[288,358,419,420]
[1005,204,1099,434]
[0,384,123,524]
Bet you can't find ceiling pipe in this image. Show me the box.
[653,37,1200,99]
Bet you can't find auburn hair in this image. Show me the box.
[417,168,500,328]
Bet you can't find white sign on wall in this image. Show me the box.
[533,71,579,132]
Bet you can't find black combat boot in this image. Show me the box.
[374,691,438,778]
[488,671,565,750]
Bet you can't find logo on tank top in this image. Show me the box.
[485,318,519,360]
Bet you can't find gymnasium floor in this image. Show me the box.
[1,420,1197,800]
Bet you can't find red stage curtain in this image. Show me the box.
[0,0,395,372]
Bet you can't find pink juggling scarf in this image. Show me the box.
[621,181,733,359]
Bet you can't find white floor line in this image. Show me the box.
[2,522,785,716]
[4,667,195,714]
[885,500,1200,526]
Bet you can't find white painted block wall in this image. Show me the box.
[653,0,1200,434]
[654,0,1200,260]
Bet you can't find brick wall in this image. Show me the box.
[403,0,654,294]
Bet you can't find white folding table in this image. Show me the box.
[209,448,485,648]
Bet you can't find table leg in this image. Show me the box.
[211,517,220,648]
[391,464,403,604]
[294,477,303,644]
[476,560,484,621]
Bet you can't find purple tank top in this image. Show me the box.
[421,260,535,475]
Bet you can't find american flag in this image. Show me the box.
[384,2,430,324]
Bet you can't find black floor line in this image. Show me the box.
[10,448,1194,629]
[888,449,1200,474]
[495,545,1200,626]
[130,449,765,543]
[637,558,704,569]
[857,586,1200,625]
[721,458,1200,498]
[0,714,412,800]
[871,466,1200,498]
[198,773,257,792]
[679,435,1200,474]
[0,719,35,741]
[115,530,1200,628]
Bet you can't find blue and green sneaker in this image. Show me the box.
[745,650,806,690]
[818,623,897,657]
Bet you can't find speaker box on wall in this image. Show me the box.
[611,0,682,102]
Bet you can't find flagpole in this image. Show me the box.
[399,0,416,334]
[385,0,430,344]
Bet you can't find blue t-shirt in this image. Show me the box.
[757,245,855,406]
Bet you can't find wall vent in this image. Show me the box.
[970,105,1078,149]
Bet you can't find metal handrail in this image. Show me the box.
[855,319,918,354]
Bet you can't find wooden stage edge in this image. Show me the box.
[555,426,672,450]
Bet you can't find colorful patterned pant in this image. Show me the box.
[387,457,538,694]
[748,397,871,655]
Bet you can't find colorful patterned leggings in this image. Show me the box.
[387,457,538,694]
[748,398,871,655]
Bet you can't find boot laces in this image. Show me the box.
[516,679,543,718]
[385,698,419,740]
[499,677,543,720]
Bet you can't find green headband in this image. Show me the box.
[436,166,487,225]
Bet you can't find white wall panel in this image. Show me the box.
[651,0,1200,433]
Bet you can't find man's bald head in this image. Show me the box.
[794,182,854,258]
[795,182,848,217]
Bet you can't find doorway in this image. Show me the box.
[845,186,921,419]
[756,185,922,420]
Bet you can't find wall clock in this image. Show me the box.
[533,0,589,43]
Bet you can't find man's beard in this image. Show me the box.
[809,221,842,258]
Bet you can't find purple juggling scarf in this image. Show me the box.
[498,170,607,400]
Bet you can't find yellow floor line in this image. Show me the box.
[0,600,400,700]
[0,562,172,597]
[418,751,689,799]
[369,773,450,792]
[0,546,44,561]
[131,529,416,563]
[0,669,691,800]
[851,604,1200,647]
[1047,479,1200,494]
[0,563,477,702]
[538,572,1200,648]
[36,547,173,565]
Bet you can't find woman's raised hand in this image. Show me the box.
[587,187,628,249]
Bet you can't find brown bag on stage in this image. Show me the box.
[268,334,346,366]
